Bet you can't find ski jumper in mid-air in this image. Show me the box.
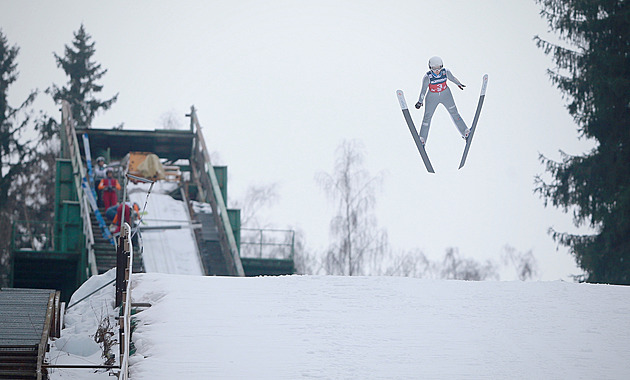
[415,56,469,145]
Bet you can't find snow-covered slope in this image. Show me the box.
[48,272,630,379]
[128,182,203,275]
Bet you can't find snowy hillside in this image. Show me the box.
[49,271,630,379]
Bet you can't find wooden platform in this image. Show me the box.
[0,288,61,380]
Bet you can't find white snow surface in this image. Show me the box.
[48,270,118,380]
[49,271,630,379]
[127,182,204,275]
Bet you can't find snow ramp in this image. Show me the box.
[128,182,204,275]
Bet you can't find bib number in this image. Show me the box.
[429,82,447,93]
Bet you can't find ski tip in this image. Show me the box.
[481,74,489,96]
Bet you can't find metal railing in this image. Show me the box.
[240,228,295,260]
[11,221,56,252]
[10,219,89,255]
[188,106,244,276]
[41,224,134,378]
[61,101,98,277]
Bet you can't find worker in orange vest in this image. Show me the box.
[98,169,121,209]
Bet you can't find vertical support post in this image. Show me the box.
[116,222,133,380]
[115,234,127,307]
[290,230,295,260]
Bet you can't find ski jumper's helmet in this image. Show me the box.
[428,56,443,70]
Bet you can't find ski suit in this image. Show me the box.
[417,68,468,142]
[98,177,121,209]
[112,202,138,234]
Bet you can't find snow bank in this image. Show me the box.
[48,270,630,379]
[128,274,630,379]
[48,269,118,380]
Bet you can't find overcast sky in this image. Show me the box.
[1,0,594,280]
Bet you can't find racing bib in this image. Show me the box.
[428,69,448,93]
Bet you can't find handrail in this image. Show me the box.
[188,106,244,276]
[61,101,98,277]
[11,220,56,251]
[240,228,295,260]
[36,291,56,380]
[80,193,98,274]
[180,187,206,274]
[66,278,115,310]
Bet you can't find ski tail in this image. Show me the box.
[396,90,435,173]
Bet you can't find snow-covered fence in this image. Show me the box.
[116,223,133,380]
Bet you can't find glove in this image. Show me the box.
[415,102,423,109]
[457,84,466,90]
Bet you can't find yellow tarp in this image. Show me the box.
[128,152,166,181]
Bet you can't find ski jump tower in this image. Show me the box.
[9,102,294,301]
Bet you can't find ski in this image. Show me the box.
[82,134,95,189]
[82,133,115,246]
[458,74,488,169]
[396,90,435,173]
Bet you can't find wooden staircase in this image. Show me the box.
[195,212,231,275]
[0,348,39,379]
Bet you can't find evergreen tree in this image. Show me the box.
[0,30,44,285]
[0,30,37,209]
[49,24,117,128]
[534,0,630,284]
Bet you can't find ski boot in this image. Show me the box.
[462,128,471,141]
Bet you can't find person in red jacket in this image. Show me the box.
[112,202,140,234]
[98,169,121,209]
